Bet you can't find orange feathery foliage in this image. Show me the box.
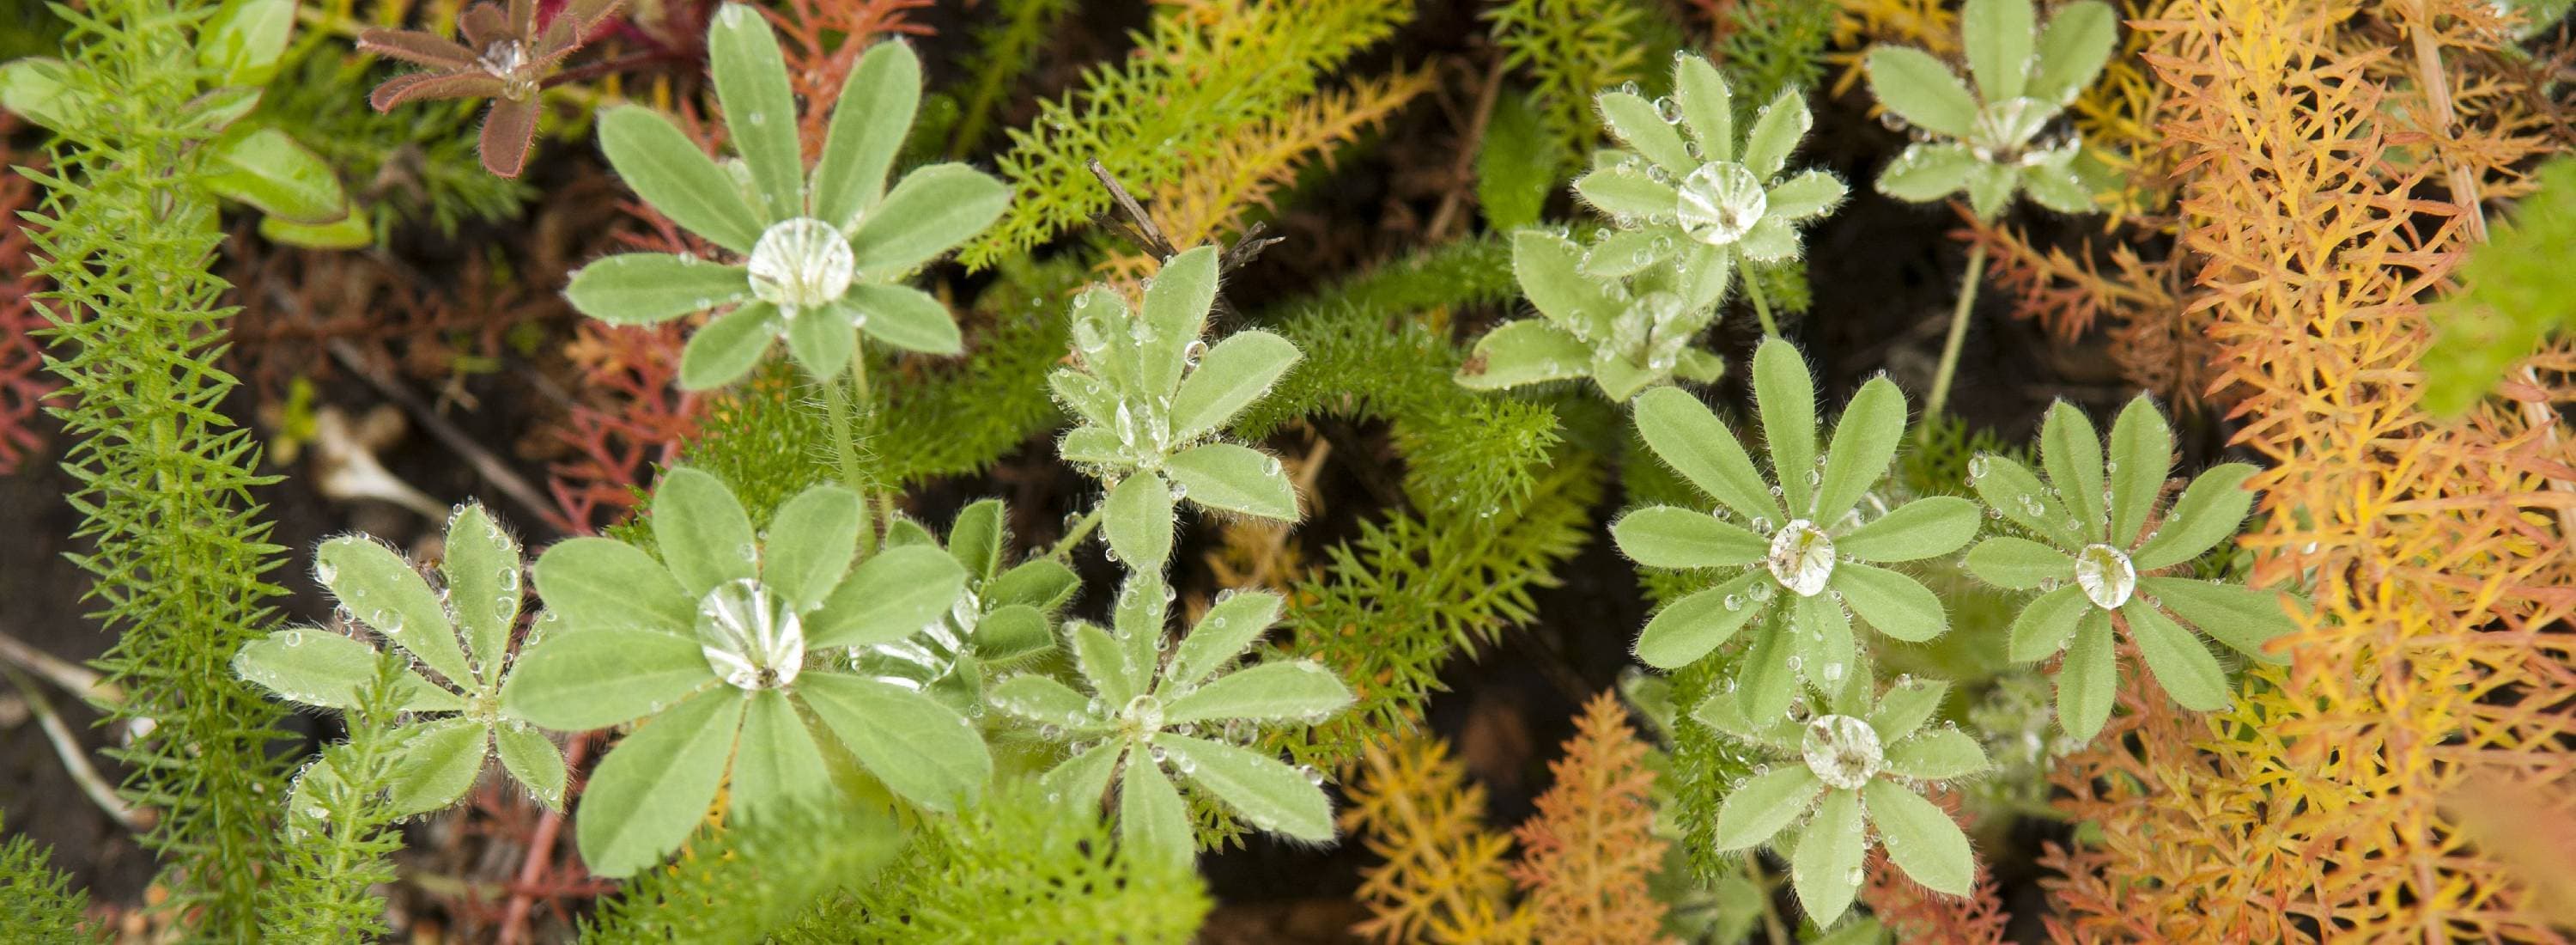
[1861,790,2008,944]
[762,0,933,160]
[1343,734,1535,945]
[1956,212,2211,407]
[2039,0,2576,939]
[0,137,53,474]
[1507,692,1673,945]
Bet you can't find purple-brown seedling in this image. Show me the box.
[361,0,623,178]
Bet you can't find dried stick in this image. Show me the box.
[324,339,562,532]
[1,665,143,830]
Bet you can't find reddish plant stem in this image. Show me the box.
[497,730,595,945]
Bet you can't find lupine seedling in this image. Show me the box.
[360,0,624,178]
[233,503,567,823]
[988,574,1354,865]
[500,468,989,877]
[1050,246,1303,572]
[1863,0,2116,434]
[852,499,1081,714]
[1455,229,1730,400]
[1961,397,2297,741]
[561,5,1008,389]
[1615,338,1979,722]
[1577,52,1843,335]
[1697,673,1990,925]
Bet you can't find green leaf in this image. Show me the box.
[1156,735,1334,840]
[1119,757,1193,866]
[762,485,863,611]
[501,627,717,730]
[2105,394,2172,546]
[1812,376,1905,521]
[847,284,963,355]
[201,0,296,86]
[1752,338,1817,513]
[204,126,347,224]
[599,105,764,253]
[1876,143,1980,203]
[1738,88,1813,180]
[1168,590,1282,688]
[0,59,90,131]
[2008,584,2090,662]
[574,690,744,878]
[1791,589,1857,690]
[811,40,920,229]
[2131,463,2258,570]
[1885,729,1987,779]
[976,605,1054,662]
[1104,472,1176,572]
[2057,608,2117,741]
[1708,765,1822,851]
[1142,247,1222,396]
[988,673,1094,727]
[1965,162,2019,221]
[1458,320,1594,390]
[1613,505,1766,569]
[2123,598,2228,710]
[532,537,696,637]
[1573,167,1680,220]
[1475,89,1558,231]
[2140,576,2294,664]
[1634,572,1771,668]
[1765,170,1846,222]
[806,545,969,649]
[1837,497,1980,563]
[1832,563,1945,642]
[945,499,1005,579]
[1579,228,1672,279]
[707,3,802,223]
[2039,401,2107,542]
[1164,443,1297,521]
[1633,387,1780,521]
[1863,47,1977,140]
[1735,618,1799,723]
[1792,788,1866,925]
[651,467,757,597]
[441,503,520,682]
[232,629,460,711]
[1512,231,1619,338]
[1868,677,1950,742]
[316,536,473,686]
[987,557,1080,612]
[1962,0,2036,102]
[2020,152,2095,214]
[1864,780,1973,896]
[495,721,568,808]
[1673,54,1734,162]
[1171,330,1300,442]
[1042,741,1124,809]
[677,302,783,389]
[2028,0,2117,106]
[1069,621,1141,706]
[1964,536,2074,589]
[1162,661,1351,723]
[567,254,751,326]
[787,305,858,381]
[1967,453,2081,548]
[731,689,834,817]
[850,164,1011,279]
[798,673,992,811]
[1598,91,1693,174]
[258,203,372,249]
[387,717,487,814]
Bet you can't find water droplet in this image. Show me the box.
[1967,455,1990,480]
[1801,714,1883,790]
[2073,543,2136,609]
[695,578,805,691]
[745,218,855,308]
[1765,519,1837,596]
[1674,161,1768,247]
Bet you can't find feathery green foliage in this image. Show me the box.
[0,817,94,943]
[1485,0,1646,168]
[2423,155,2576,415]
[21,0,293,931]
[1716,0,1839,107]
[258,657,416,942]
[581,802,901,945]
[947,0,1076,159]
[962,0,1412,267]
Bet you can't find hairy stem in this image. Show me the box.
[1919,241,1988,442]
[1741,264,1781,337]
[1047,507,1106,560]
[822,342,878,558]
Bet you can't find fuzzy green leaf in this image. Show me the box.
[2028,0,2117,106]
[1868,676,1949,740]
[1459,320,1592,390]
[1044,742,1124,809]
[811,41,920,229]
[1863,48,1977,140]
[799,673,991,811]
[1613,506,1766,569]
[1579,228,1670,279]
[1598,91,1692,174]
[532,538,695,637]
[707,3,801,223]
[1792,589,1857,689]
[1171,330,1300,442]
[233,629,460,712]
[1739,88,1812,180]
[678,302,782,389]
[1164,443,1297,520]
[805,545,969,649]
[1838,497,1979,563]
[1752,338,1818,512]
[762,485,863,611]
[1885,728,1986,779]
[2140,576,2294,664]
[732,689,834,817]
[1965,162,2019,221]
[987,558,1080,612]
[1962,0,2035,102]
[1169,591,1283,688]
[1477,90,1558,231]
[501,627,716,730]
[841,285,957,355]
[1157,734,1334,840]
[1142,247,1222,396]
[2008,584,2090,662]
[2132,463,2257,570]
[1964,536,2074,589]
[1574,167,1680,219]
[1709,765,1821,851]
[599,105,763,253]
[1513,231,1618,338]
[977,605,1054,662]
[787,306,858,381]
[2057,608,2117,741]
[850,164,1010,279]
[1120,757,1193,864]
[495,722,567,808]
[1163,661,1351,724]
[317,537,472,686]
[1865,780,1973,895]
[1833,563,1946,642]
[1792,788,1866,925]
[989,673,1093,727]
[387,717,487,814]
[1736,618,1799,722]
[1968,453,2081,547]
[945,499,1005,579]
[1634,387,1780,521]
[1634,572,1771,668]
[440,503,519,682]
[1674,53,1733,162]
[574,690,744,878]
[2039,401,2107,541]
[2105,394,2172,546]
[1765,170,1846,222]
[2123,599,2228,710]
[1876,143,1979,203]
[651,467,757,597]
[1813,376,1905,521]
[204,126,347,224]
[1104,472,1176,572]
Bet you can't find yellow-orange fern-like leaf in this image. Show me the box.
[1508,692,1672,945]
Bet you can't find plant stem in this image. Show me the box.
[821,343,877,557]
[1741,264,1780,337]
[1047,507,1106,560]
[1918,241,1989,444]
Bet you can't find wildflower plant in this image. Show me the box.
[1456,229,1729,401]
[1862,0,2114,220]
[1051,246,1303,572]
[562,5,1009,390]
[359,0,624,178]
[1697,673,1990,925]
[1960,398,2296,741]
[232,503,568,820]
[500,468,990,877]
[989,574,1355,864]
[1614,338,1979,722]
[852,499,1081,714]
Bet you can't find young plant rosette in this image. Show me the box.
[1456,229,1729,400]
[1960,398,2298,741]
[989,575,1354,864]
[1615,338,1979,722]
[1050,247,1303,572]
[1697,673,1990,926]
[1863,0,2115,218]
[501,468,989,877]
[562,4,1008,389]
[852,499,1080,713]
[360,0,623,177]
[233,503,566,824]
